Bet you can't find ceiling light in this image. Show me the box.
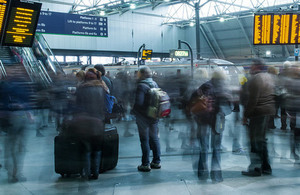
[189,22,195,27]
[130,4,136,9]
[164,0,170,2]
[219,17,225,22]
[100,11,105,16]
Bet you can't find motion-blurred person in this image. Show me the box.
[131,66,161,172]
[189,68,232,183]
[94,65,113,94]
[74,68,107,179]
[0,79,33,183]
[242,59,275,177]
[267,66,279,129]
[284,65,300,164]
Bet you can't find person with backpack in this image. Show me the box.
[188,68,232,183]
[132,66,169,172]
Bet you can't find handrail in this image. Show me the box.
[0,60,7,78]
[38,60,52,83]
[36,34,65,75]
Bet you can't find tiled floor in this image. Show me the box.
[0,110,300,195]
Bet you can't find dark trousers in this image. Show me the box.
[82,151,101,177]
[136,116,161,166]
[248,116,271,171]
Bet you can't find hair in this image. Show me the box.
[251,58,266,71]
[139,66,152,79]
[194,68,209,80]
[94,64,106,76]
[267,66,279,75]
[212,68,227,80]
[85,68,101,81]
[76,70,85,81]
[283,61,292,69]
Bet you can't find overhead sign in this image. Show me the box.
[0,0,9,37]
[142,49,152,60]
[36,11,108,37]
[254,13,300,45]
[1,0,41,47]
[170,49,190,58]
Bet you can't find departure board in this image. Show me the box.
[254,13,300,45]
[0,0,9,37]
[1,0,41,47]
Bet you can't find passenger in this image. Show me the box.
[241,59,275,177]
[75,70,85,87]
[32,38,49,70]
[74,68,107,179]
[189,68,231,183]
[131,66,161,172]
[0,79,33,183]
[283,64,300,163]
[94,65,113,94]
[267,66,279,129]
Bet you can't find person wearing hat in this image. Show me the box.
[131,66,161,172]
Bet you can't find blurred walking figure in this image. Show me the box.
[241,59,275,177]
[189,69,232,183]
[131,66,161,172]
[0,79,33,183]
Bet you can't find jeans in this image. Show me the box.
[197,123,222,181]
[248,116,271,171]
[82,151,101,177]
[136,116,161,166]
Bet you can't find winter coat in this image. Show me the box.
[244,72,276,118]
[76,80,106,120]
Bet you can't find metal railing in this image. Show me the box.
[0,60,7,79]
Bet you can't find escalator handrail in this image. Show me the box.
[0,60,7,78]
[37,34,65,75]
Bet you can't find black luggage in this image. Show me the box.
[99,126,119,173]
[54,136,83,177]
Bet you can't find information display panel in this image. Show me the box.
[1,0,41,47]
[142,49,153,60]
[170,49,190,58]
[254,13,300,45]
[36,11,108,37]
[0,0,9,37]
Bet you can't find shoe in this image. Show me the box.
[262,169,272,175]
[137,165,151,172]
[280,127,287,131]
[269,125,276,129]
[241,168,261,177]
[150,162,161,169]
[88,174,99,180]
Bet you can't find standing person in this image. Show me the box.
[189,69,232,183]
[94,65,113,94]
[131,66,161,172]
[75,68,107,179]
[241,59,275,177]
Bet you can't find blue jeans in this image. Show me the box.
[248,116,271,170]
[197,123,222,180]
[136,116,161,166]
[82,151,101,177]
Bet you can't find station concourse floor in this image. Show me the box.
[1,110,300,195]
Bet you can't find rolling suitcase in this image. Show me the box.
[54,136,83,177]
[99,126,119,173]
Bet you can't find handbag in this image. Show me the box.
[190,95,208,114]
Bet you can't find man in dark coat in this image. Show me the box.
[242,59,275,176]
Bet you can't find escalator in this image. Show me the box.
[0,35,66,109]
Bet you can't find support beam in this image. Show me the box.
[236,17,256,58]
[199,25,219,58]
[31,0,84,7]
[202,23,225,59]
[195,2,201,59]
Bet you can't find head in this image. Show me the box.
[250,58,265,74]
[211,68,227,81]
[94,64,106,76]
[267,66,279,75]
[85,68,101,81]
[76,70,85,81]
[283,61,292,70]
[137,66,152,80]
